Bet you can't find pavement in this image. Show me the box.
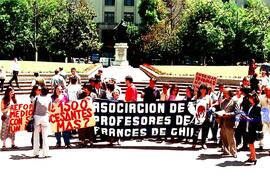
[89,65,150,83]
[1,67,270,190]
[0,129,270,190]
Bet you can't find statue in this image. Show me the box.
[114,19,128,43]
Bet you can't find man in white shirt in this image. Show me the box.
[67,77,82,101]
[8,57,20,88]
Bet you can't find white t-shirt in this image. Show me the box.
[67,84,82,101]
[34,95,52,116]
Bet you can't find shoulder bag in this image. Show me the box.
[26,98,37,132]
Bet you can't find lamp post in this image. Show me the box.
[34,0,38,62]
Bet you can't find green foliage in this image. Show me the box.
[138,0,167,28]
[0,0,31,55]
[0,0,101,60]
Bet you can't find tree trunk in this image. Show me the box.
[35,50,38,62]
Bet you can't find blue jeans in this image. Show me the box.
[55,131,71,145]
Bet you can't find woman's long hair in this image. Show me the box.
[3,86,17,105]
[196,84,207,99]
[29,85,40,99]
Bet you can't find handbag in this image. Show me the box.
[1,114,7,121]
[26,98,37,132]
[256,131,264,141]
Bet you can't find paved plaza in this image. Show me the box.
[0,125,270,190]
[1,67,270,190]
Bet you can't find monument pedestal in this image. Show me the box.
[112,43,129,67]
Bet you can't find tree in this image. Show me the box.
[138,0,167,31]
[52,0,102,60]
[178,0,227,65]
[138,0,185,64]
[0,0,31,58]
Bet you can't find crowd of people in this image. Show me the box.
[0,59,269,165]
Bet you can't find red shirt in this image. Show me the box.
[125,84,138,102]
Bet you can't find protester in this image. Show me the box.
[168,84,181,101]
[68,67,81,84]
[59,67,67,80]
[51,69,66,91]
[33,87,51,158]
[0,87,17,150]
[207,85,218,143]
[67,76,82,101]
[218,88,238,158]
[106,82,115,99]
[260,71,270,94]
[141,78,160,102]
[235,87,251,151]
[250,73,260,93]
[259,85,270,150]
[192,84,211,149]
[31,72,46,87]
[243,92,262,165]
[8,57,20,88]
[29,85,43,148]
[232,87,243,107]
[0,66,6,92]
[183,86,194,101]
[241,77,250,88]
[94,79,107,99]
[94,69,103,81]
[89,77,96,92]
[160,83,170,101]
[51,85,70,148]
[248,58,257,77]
[110,90,122,102]
[78,83,95,147]
[110,78,122,95]
[125,75,137,102]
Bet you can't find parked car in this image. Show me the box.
[91,53,100,63]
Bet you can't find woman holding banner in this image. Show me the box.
[33,87,51,158]
[1,87,18,150]
[78,83,95,148]
[51,85,71,148]
[168,84,181,101]
[192,84,211,149]
[30,85,43,148]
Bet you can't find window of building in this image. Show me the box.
[105,0,115,6]
[124,12,134,23]
[104,12,115,23]
[124,0,134,6]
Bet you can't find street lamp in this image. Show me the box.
[34,0,38,62]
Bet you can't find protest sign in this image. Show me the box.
[93,100,196,140]
[9,103,33,133]
[193,72,217,93]
[49,98,96,132]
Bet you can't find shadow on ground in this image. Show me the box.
[9,154,51,160]
[216,161,247,167]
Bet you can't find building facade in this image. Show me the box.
[86,0,141,57]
